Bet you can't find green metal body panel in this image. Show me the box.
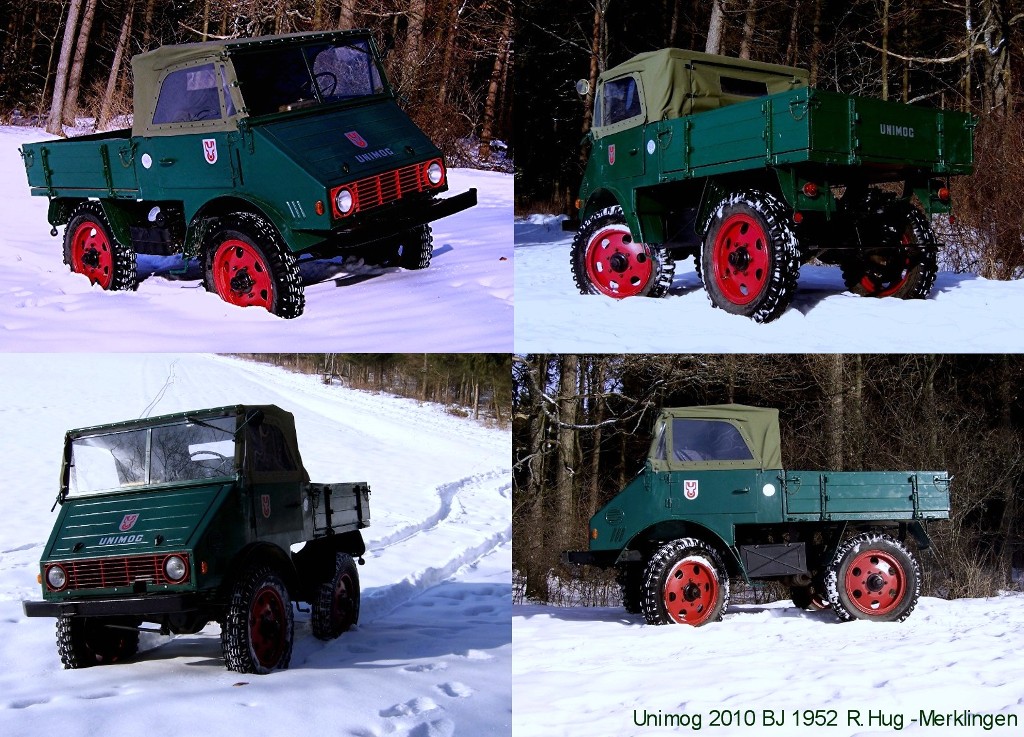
[576,49,974,245]
[580,406,951,575]
[20,30,471,259]
[33,405,370,609]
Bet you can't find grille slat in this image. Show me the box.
[351,163,427,212]
[61,554,181,591]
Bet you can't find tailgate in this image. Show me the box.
[21,131,140,196]
[783,470,951,521]
[308,482,371,535]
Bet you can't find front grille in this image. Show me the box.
[55,554,185,591]
[352,163,428,211]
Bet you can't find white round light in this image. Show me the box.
[46,565,67,590]
[335,188,354,214]
[164,555,188,582]
[426,162,443,185]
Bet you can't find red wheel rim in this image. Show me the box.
[212,239,275,309]
[249,585,287,668]
[584,225,654,298]
[844,549,907,616]
[712,213,770,305]
[331,571,356,632]
[859,234,912,297]
[70,220,114,289]
[663,556,719,625]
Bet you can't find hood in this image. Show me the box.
[254,100,441,185]
[44,483,232,560]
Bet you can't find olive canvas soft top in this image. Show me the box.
[652,404,783,471]
[594,48,808,133]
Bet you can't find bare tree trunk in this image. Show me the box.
[554,355,579,556]
[809,0,823,86]
[705,0,727,55]
[141,0,157,49]
[39,2,69,118]
[201,0,211,39]
[982,0,1011,113]
[581,2,605,134]
[46,0,84,135]
[881,0,890,100]
[739,0,758,59]
[404,0,426,72]
[786,0,802,66]
[437,0,461,105]
[62,0,98,126]
[826,355,844,471]
[338,0,356,28]
[587,359,605,520]
[479,3,512,161]
[98,0,135,130]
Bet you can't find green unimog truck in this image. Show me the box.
[567,49,974,323]
[22,405,370,674]
[19,29,477,318]
[563,405,951,625]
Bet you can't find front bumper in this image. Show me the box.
[320,187,478,248]
[23,593,202,618]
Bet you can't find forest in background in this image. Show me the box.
[240,352,512,424]
[0,0,513,167]
[516,0,1024,279]
[513,354,1024,605]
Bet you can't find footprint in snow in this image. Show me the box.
[407,719,455,737]
[437,682,473,699]
[379,697,439,718]
[403,662,447,673]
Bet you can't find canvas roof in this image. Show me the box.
[596,48,808,125]
[657,404,782,469]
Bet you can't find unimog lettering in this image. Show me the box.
[563,404,951,627]
[23,405,372,675]
[567,48,974,323]
[19,30,477,318]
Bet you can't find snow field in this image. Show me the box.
[0,126,513,351]
[513,594,1024,737]
[514,214,1024,352]
[0,354,511,737]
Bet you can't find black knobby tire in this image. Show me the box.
[311,553,361,641]
[570,205,674,299]
[221,565,294,674]
[63,201,139,291]
[791,585,830,611]
[640,537,730,626]
[57,616,140,669]
[841,200,938,299]
[615,562,644,614]
[824,533,921,623]
[202,212,305,318]
[700,190,800,323]
[394,224,434,270]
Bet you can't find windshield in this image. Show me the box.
[232,39,386,115]
[68,416,237,496]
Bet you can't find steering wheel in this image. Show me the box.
[315,71,338,97]
[190,449,230,462]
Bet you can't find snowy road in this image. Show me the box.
[0,354,511,737]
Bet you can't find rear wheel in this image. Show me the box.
[203,213,304,318]
[571,205,673,298]
[311,553,361,640]
[824,533,921,622]
[640,538,730,626]
[221,565,294,673]
[56,616,140,668]
[63,202,138,291]
[841,201,938,299]
[700,191,800,323]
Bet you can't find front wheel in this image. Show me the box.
[203,212,305,318]
[571,205,674,298]
[640,538,730,626]
[311,553,361,641]
[700,190,800,323]
[56,616,140,668]
[824,533,921,622]
[221,565,294,673]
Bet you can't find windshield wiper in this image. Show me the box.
[185,416,234,436]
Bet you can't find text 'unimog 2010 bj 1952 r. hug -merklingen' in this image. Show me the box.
[22,405,370,674]
[566,49,974,323]
[563,405,951,625]
[20,30,476,318]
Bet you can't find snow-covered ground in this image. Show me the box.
[0,126,512,351]
[0,354,511,737]
[515,214,1024,352]
[513,595,1024,737]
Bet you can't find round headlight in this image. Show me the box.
[46,564,67,591]
[335,188,354,215]
[164,555,188,583]
[426,161,444,186]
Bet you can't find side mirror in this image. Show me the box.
[575,79,590,96]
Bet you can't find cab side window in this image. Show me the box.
[672,419,753,462]
[153,64,223,124]
[248,423,297,474]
